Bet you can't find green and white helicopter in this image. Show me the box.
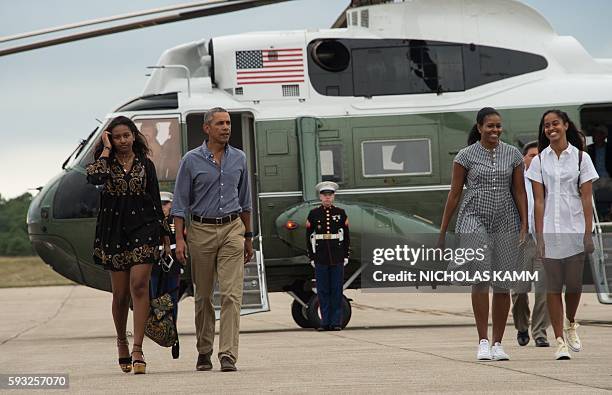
[6,0,611,328]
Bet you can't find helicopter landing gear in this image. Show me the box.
[290,296,311,328]
[286,279,315,328]
[286,262,364,329]
[288,291,352,329]
[306,294,352,329]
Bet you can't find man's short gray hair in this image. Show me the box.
[203,107,229,126]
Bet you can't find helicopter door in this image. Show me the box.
[296,116,352,197]
[184,111,269,317]
[215,113,269,317]
[579,105,612,303]
[592,202,612,304]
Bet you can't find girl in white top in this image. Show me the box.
[526,110,598,360]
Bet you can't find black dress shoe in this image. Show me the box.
[330,326,342,331]
[517,330,530,346]
[196,352,213,371]
[220,356,237,372]
[535,337,550,347]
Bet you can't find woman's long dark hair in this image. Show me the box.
[537,109,583,152]
[467,107,501,145]
[94,116,151,159]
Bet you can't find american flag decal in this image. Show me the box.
[235,48,304,85]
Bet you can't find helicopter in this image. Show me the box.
[6,0,611,329]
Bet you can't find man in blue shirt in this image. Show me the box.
[172,107,253,372]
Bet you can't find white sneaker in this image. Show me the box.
[491,342,510,361]
[564,320,581,352]
[477,339,492,360]
[555,337,571,360]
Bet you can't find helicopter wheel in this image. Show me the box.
[291,299,312,328]
[306,294,352,329]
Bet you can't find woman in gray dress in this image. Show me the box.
[438,107,528,361]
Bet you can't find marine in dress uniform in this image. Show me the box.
[305,181,350,330]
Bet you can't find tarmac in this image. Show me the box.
[1,285,611,394]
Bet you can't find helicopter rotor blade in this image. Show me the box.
[0,0,238,44]
[0,0,292,57]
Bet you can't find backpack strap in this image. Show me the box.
[539,153,546,199]
[578,149,583,196]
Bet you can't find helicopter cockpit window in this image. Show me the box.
[134,118,181,181]
[320,144,343,183]
[53,170,100,219]
[361,139,432,177]
[76,122,111,169]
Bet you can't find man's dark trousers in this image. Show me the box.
[315,263,343,327]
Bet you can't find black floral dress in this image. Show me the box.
[86,155,170,271]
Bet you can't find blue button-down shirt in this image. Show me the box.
[171,142,251,219]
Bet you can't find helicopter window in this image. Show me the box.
[320,144,343,183]
[361,139,432,177]
[115,93,178,112]
[53,170,100,219]
[77,121,112,169]
[311,40,351,72]
[353,44,464,96]
[308,39,547,97]
[133,118,181,181]
[464,46,548,89]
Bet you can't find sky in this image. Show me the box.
[0,0,611,199]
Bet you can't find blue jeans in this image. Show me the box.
[315,263,344,327]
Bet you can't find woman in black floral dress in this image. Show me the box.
[86,116,170,374]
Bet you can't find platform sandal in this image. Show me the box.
[116,337,132,373]
[131,344,146,374]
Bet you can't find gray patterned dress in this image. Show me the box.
[449,141,524,289]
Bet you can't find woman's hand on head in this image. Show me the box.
[101,130,112,149]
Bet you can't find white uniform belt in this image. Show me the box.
[314,233,341,240]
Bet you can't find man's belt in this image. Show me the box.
[314,233,341,240]
[191,213,239,225]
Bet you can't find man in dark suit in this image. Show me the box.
[588,125,612,218]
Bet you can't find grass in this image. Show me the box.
[0,256,74,288]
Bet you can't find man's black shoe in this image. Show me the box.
[196,352,213,371]
[330,326,342,331]
[517,330,530,346]
[220,356,237,372]
[535,337,550,347]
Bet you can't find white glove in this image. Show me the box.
[343,258,348,266]
[310,260,315,268]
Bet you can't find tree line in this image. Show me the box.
[0,193,34,256]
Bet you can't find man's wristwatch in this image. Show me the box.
[244,231,254,238]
